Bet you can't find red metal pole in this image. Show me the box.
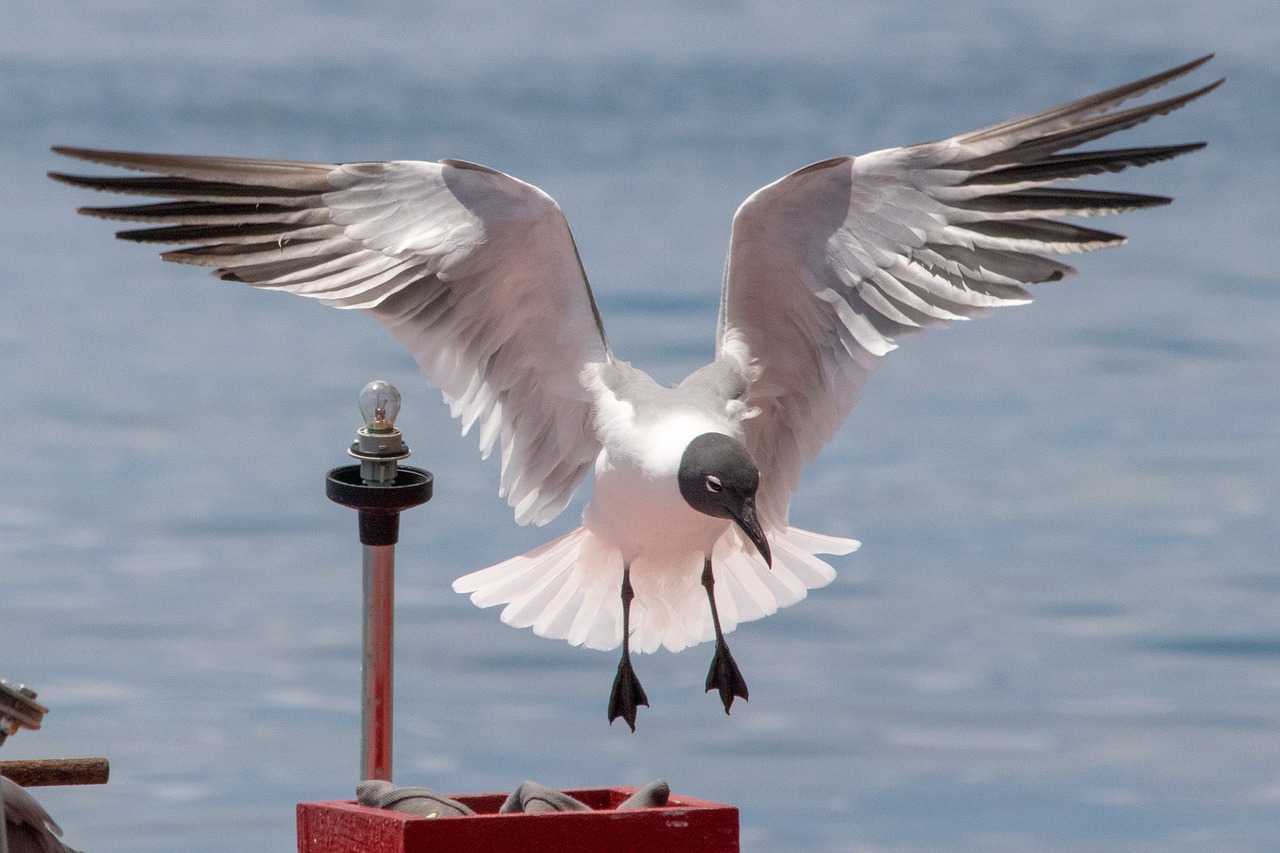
[362,543,395,781]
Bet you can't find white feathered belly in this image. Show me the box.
[583,446,726,566]
[577,450,733,652]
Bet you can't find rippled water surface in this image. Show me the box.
[2,3,1278,851]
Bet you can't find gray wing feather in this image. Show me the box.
[3,777,77,853]
[718,56,1220,527]
[51,149,610,525]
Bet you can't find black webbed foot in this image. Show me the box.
[700,556,750,714]
[608,653,649,732]
[608,564,648,731]
[705,637,749,714]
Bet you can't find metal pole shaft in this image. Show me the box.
[361,542,395,781]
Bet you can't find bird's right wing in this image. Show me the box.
[717,56,1220,529]
[51,151,611,525]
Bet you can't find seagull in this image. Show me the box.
[2,777,81,853]
[50,56,1219,731]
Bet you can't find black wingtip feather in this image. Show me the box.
[114,222,307,244]
[959,55,1219,147]
[964,142,1208,187]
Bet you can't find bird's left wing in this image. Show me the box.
[50,149,610,525]
[2,776,71,852]
[717,56,1221,528]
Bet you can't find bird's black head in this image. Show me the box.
[677,432,771,567]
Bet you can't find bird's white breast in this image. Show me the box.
[584,409,736,567]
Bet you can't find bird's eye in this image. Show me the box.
[705,475,723,493]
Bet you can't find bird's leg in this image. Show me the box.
[702,557,749,713]
[608,563,648,731]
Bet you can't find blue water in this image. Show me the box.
[2,2,1278,851]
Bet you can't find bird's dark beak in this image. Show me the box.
[732,497,772,568]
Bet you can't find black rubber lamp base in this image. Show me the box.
[325,465,433,545]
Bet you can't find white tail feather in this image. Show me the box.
[452,525,859,654]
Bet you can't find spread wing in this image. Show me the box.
[50,150,611,525]
[717,56,1221,528]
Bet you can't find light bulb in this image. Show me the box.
[359,380,401,433]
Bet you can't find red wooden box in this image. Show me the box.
[297,786,739,853]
